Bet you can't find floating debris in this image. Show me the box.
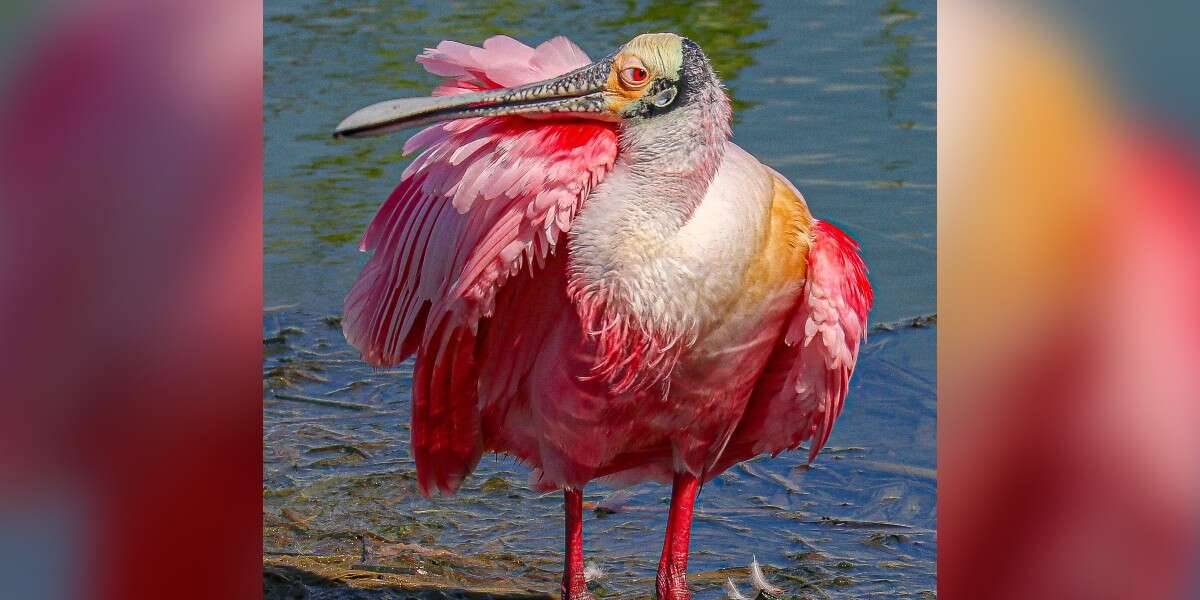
[817,516,914,529]
[372,542,461,560]
[306,444,372,459]
[851,459,936,480]
[584,561,604,583]
[265,361,330,388]
[273,391,372,411]
[350,562,421,576]
[479,475,513,494]
[870,313,936,332]
[264,326,309,344]
[750,556,784,595]
[725,578,751,600]
[768,472,802,494]
[862,531,911,548]
[282,507,315,528]
[294,422,355,441]
[594,489,635,515]
[324,381,370,396]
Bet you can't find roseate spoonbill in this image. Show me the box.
[334,33,872,599]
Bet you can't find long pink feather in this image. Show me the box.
[712,219,873,473]
[342,36,618,494]
[344,36,617,368]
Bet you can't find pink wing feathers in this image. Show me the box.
[342,36,618,494]
[714,220,873,474]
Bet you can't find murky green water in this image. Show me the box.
[265,1,935,598]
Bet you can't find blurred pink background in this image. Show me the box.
[0,1,261,598]
[940,1,1200,598]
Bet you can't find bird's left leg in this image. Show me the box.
[656,471,701,600]
[562,487,594,600]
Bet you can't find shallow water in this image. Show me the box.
[264,1,935,598]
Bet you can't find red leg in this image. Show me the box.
[656,472,701,600]
[562,488,593,600]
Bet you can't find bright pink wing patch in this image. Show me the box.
[342,36,618,494]
[343,36,617,367]
[714,220,873,473]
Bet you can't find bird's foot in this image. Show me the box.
[655,584,691,600]
[562,575,594,600]
[562,588,596,600]
[722,556,784,600]
[655,563,691,600]
[562,561,603,600]
[562,576,594,600]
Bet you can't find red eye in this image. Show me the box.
[621,67,649,86]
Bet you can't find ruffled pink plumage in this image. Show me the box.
[713,220,873,473]
[346,37,616,366]
[343,36,617,494]
[343,35,872,496]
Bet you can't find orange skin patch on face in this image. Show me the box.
[603,52,653,114]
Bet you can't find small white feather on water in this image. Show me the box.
[584,561,604,582]
[724,578,751,600]
[749,555,783,594]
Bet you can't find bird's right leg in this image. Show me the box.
[656,472,701,600]
[562,487,594,600]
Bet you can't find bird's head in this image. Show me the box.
[334,33,727,138]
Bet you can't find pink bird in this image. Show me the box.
[334,33,872,600]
